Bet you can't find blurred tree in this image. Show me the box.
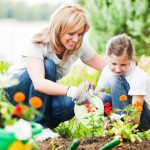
[77,0,150,56]
[0,0,57,21]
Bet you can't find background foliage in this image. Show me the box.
[0,0,57,21]
[77,0,150,56]
[1,0,150,55]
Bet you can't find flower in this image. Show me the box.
[104,120,111,130]
[110,113,125,121]
[85,104,95,113]
[29,96,43,109]
[5,119,32,140]
[132,100,143,112]
[12,104,23,118]
[13,92,25,103]
[104,102,113,116]
[136,106,143,112]
[119,95,127,101]
[12,94,43,121]
[104,102,111,107]
[85,104,91,108]
[7,140,32,150]
[104,107,113,116]
[136,100,142,106]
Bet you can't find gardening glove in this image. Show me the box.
[67,81,98,109]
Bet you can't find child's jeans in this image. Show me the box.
[4,58,75,128]
[96,75,150,130]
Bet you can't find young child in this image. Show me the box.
[95,34,150,130]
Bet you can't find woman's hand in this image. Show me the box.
[67,81,98,109]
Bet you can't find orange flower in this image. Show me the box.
[136,105,143,112]
[136,100,142,106]
[29,96,43,109]
[13,92,25,102]
[132,103,137,108]
[132,100,143,112]
[119,95,127,101]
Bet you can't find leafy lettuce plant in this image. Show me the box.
[105,95,143,142]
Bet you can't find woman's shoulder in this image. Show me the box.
[22,42,48,58]
[25,42,47,51]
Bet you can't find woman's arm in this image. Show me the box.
[83,54,107,71]
[95,87,105,93]
[26,56,68,95]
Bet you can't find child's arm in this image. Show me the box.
[94,65,109,94]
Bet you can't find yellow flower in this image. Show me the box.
[13,92,25,102]
[29,96,43,109]
[8,140,24,150]
[8,141,32,150]
[119,95,127,101]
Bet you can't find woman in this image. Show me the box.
[5,4,106,140]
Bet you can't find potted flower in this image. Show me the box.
[0,92,43,150]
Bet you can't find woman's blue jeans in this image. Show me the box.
[96,75,150,130]
[5,59,74,128]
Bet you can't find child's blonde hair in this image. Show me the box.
[32,4,89,63]
[106,34,136,61]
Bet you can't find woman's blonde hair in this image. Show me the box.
[32,4,89,63]
[106,33,136,61]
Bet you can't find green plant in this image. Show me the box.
[0,61,10,73]
[60,63,100,87]
[78,0,150,56]
[103,96,144,142]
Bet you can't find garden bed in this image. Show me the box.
[38,137,150,150]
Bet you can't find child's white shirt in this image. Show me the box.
[97,62,150,109]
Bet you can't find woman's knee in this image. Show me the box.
[4,70,32,105]
[44,59,56,82]
[51,96,75,121]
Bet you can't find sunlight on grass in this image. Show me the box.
[59,62,100,87]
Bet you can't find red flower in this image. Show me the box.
[104,102,113,116]
[12,104,22,118]
[85,104,91,108]
[104,103,111,108]
[85,104,95,113]
[87,109,95,113]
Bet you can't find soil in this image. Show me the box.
[38,137,150,150]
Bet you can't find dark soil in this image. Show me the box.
[38,137,150,150]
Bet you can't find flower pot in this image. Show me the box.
[0,122,43,150]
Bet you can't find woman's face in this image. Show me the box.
[108,53,130,76]
[60,27,84,50]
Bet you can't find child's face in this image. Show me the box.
[108,53,130,76]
